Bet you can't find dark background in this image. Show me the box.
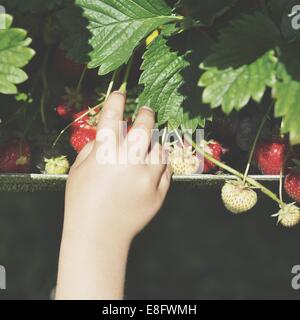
[0,183,299,300]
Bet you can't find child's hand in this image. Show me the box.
[56,92,171,299]
[64,91,171,241]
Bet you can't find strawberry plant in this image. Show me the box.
[1,0,300,227]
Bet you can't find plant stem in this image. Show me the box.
[279,169,283,202]
[40,90,48,131]
[40,49,50,132]
[105,70,119,101]
[119,57,133,94]
[162,127,168,145]
[76,65,87,93]
[184,135,286,207]
[243,103,273,183]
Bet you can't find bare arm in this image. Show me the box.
[56,92,171,300]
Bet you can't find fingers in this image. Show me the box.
[147,143,168,183]
[158,166,172,198]
[126,107,155,158]
[94,91,126,148]
[71,141,94,170]
[148,143,172,195]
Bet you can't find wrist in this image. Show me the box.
[57,222,132,300]
[61,212,134,250]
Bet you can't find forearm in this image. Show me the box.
[56,225,132,300]
[55,92,171,300]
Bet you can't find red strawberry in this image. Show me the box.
[70,108,98,152]
[56,103,76,119]
[0,138,31,173]
[254,138,287,175]
[70,128,96,153]
[54,48,85,79]
[55,87,92,119]
[71,108,99,130]
[284,172,300,203]
[200,140,227,173]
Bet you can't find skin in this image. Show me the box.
[56,92,172,300]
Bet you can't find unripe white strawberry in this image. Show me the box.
[45,156,70,175]
[273,203,300,228]
[221,180,258,214]
[169,145,199,175]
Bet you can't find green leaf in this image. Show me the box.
[200,52,277,114]
[203,13,281,69]
[178,30,214,130]
[75,0,181,75]
[139,32,213,131]
[272,44,300,145]
[57,5,91,64]
[0,14,35,95]
[175,0,238,25]
[199,13,279,114]
[138,36,189,129]
[273,81,300,145]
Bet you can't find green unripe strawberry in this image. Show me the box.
[45,156,70,175]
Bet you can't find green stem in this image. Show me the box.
[40,49,50,132]
[40,90,47,131]
[76,65,87,93]
[243,103,273,183]
[184,135,286,208]
[279,169,283,202]
[105,70,119,101]
[119,57,133,94]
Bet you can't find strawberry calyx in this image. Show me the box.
[71,107,99,130]
[63,87,84,110]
